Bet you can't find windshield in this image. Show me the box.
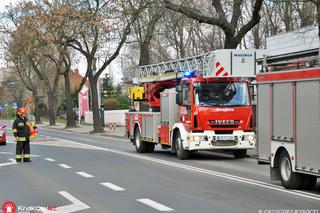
[194,82,250,106]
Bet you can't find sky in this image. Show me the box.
[0,0,20,12]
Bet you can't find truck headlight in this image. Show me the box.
[187,135,208,141]
[243,135,255,141]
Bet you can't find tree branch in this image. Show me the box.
[164,0,223,27]
[234,0,263,44]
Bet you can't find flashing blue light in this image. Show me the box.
[182,70,196,78]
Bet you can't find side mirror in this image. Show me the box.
[176,85,183,105]
[249,85,255,101]
[176,85,182,92]
[176,92,183,105]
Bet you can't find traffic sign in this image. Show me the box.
[13,102,18,109]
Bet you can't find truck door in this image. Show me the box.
[179,81,192,129]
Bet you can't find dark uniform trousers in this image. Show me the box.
[16,139,30,161]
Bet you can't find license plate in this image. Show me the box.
[216,136,234,141]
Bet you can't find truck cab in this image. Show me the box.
[170,77,255,159]
[177,77,254,132]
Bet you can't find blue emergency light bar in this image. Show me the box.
[182,70,196,78]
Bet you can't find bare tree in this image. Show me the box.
[164,0,263,48]
[9,55,44,124]
[132,1,165,66]
[309,0,320,38]
[2,2,65,125]
[65,0,143,132]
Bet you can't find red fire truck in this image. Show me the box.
[256,27,320,189]
[126,50,260,159]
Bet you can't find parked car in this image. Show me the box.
[0,125,7,145]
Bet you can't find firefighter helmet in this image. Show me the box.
[17,107,26,116]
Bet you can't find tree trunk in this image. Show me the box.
[224,35,239,49]
[252,25,261,49]
[178,25,186,58]
[89,73,104,133]
[64,71,76,128]
[139,43,151,66]
[32,91,41,124]
[47,91,56,125]
[139,9,163,66]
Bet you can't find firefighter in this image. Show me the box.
[12,107,32,162]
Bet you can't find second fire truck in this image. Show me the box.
[126,49,261,159]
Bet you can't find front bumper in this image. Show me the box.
[183,130,255,151]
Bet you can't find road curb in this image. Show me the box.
[100,133,125,140]
[41,126,73,132]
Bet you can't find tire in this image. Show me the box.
[0,141,6,146]
[302,175,317,190]
[233,149,247,159]
[146,143,155,153]
[134,128,147,153]
[174,132,189,160]
[279,151,304,189]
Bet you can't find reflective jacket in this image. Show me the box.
[12,116,30,141]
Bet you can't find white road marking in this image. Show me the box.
[0,152,13,155]
[45,158,56,162]
[100,182,126,191]
[0,151,39,157]
[76,171,94,178]
[0,158,17,167]
[44,191,90,213]
[52,140,320,202]
[137,199,174,212]
[58,164,72,169]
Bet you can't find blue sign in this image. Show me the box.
[13,102,18,109]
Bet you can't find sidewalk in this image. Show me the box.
[37,122,126,139]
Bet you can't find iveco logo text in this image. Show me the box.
[214,108,234,112]
[210,120,240,125]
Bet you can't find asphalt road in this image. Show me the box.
[0,120,319,213]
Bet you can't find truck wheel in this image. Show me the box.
[147,143,155,153]
[279,151,304,189]
[233,150,247,159]
[302,175,317,190]
[134,128,147,153]
[175,132,189,160]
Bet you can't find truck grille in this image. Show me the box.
[210,125,239,129]
[212,140,237,146]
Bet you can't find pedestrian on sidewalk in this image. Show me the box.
[12,107,35,163]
